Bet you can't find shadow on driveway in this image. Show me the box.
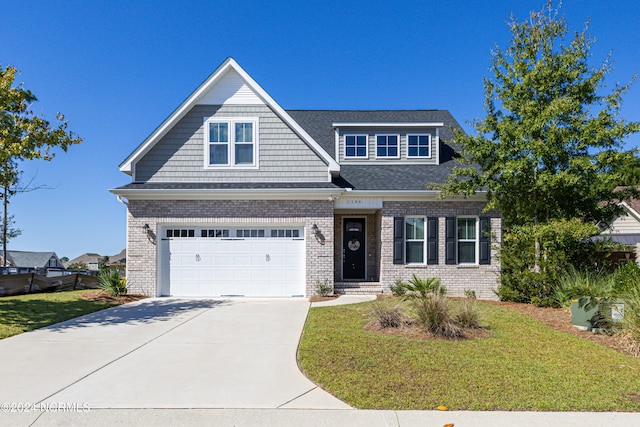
[42,298,231,333]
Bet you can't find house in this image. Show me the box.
[65,250,127,271]
[599,195,640,264]
[111,58,501,298]
[2,251,64,275]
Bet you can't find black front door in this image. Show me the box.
[343,218,365,280]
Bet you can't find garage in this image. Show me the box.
[159,226,305,297]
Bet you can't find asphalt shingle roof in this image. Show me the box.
[7,251,57,268]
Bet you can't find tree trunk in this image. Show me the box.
[2,183,7,267]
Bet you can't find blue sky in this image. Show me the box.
[1,1,639,259]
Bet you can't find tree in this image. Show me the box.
[435,2,640,303]
[98,255,110,272]
[437,2,639,228]
[67,262,88,270]
[0,64,82,265]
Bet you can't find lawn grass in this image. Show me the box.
[298,300,640,411]
[0,290,120,339]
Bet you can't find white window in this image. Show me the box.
[345,134,368,158]
[405,217,425,264]
[407,134,431,158]
[376,134,399,158]
[457,217,478,264]
[205,118,258,168]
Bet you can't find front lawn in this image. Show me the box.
[298,300,640,411]
[0,290,124,339]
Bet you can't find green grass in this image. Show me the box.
[0,290,120,339]
[298,300,640,411]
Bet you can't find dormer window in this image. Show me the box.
[205,117,258,168]
[376,134,399,158]
[345,134,368,158]
[407,134,430,158]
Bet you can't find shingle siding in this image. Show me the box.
[135,105,329,183]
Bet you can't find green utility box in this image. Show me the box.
[571,298,625,331]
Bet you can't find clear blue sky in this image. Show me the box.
[1,1,639,260]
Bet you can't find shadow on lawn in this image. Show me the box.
[3,298,231,334]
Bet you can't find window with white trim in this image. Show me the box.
[205,118,257,167]
[345,134,368,158]
[376,134,399,158]
[405,217,425,264]
[407,134,430,158]
[457,217,478,264]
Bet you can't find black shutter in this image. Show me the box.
[479,217,491,265]
[445,217,456,265]
[427,217,438,265]
[393,217,404,264]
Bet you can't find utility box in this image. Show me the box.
[571,298,625,331]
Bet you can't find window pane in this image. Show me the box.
[408,146,418,157]
[406,241,424,263]
[346,135,355,146]
[419,146,429,156]
[210,144,228,164]
[235,144,253,164]
[459,242,476,263]
[235,122,253,143]
[458,218,476,240]
[346,146,355,157]
[389,146,398,157]
[377,146,386,157]
[209,122,228,142]
[408,135,417,145]
[357,135,367,146]
[389,135,398,146]
[356,146,367,157]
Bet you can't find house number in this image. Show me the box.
[348,239,361,251]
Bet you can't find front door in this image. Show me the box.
[343,218,365,280]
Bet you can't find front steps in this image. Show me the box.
[334,281,383,295]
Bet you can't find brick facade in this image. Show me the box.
[379,201,501,299]
[126,199,334,296]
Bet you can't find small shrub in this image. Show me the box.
[98,269,127,296]
[400,276,463,338]
[315,279,333,296]
[369,301,404,328]
[619,286,640,356]
[455,290,481,329]
[390,279,406,297]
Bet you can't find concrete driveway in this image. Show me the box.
[0,298,349,412]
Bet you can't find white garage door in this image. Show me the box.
[160,226,305,297]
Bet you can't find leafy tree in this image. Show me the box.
[437,2,639,228]
[434,2,640,303]
[0,64,82,265]
[98,255,110,272]
[59,256,69,263]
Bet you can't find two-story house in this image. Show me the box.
[111,58,501,298]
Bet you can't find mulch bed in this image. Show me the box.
[364,319,490,341]
[81,290,148,304]
[368,295,636,356]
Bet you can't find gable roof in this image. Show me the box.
[7,251,59,268]
[120,57,339,176]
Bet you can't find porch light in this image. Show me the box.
[311,224,319,235]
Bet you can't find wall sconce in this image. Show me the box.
[311,223,325,245]
[142,223,156,245]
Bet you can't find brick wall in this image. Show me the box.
[126,199,334,296]
[380,201,501,300]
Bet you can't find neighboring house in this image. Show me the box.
[111,58,501,298]
[65,253,103,271]
[65,250,127,271]
[600,197,640,264]
[3,251,64,275]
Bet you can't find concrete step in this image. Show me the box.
[334,282,383,295]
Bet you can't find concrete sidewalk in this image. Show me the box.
[6,408,640,426]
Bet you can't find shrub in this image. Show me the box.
[400,275,463,339]
[98,269,127,296]
[619,286,640,356]
[389,279,406,297]
[455,290,481,329]
[369,301,404,328]
[315,279,333,296]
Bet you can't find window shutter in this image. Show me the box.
[393,217,404,264]
[445,217,456,265]
[427,217,438,265]
[479,217,491,265]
